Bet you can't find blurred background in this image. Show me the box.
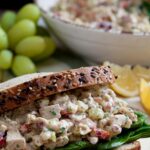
[0,0,33,9]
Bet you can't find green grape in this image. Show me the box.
[0,50,13,70]
[16,4,41,22]
[0,27,8,50]
[12,55,36,76]
[34,37,56,61]
[15,36,45,58]
[1,11,16,31]
[37,26,49,36]
[8,19,36,49]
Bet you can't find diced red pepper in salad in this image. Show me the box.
[0,136,6,148]
[92,128,110,140]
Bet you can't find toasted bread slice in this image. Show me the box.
[0,66,114,113]
[115,141,141,150]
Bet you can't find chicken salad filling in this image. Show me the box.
[51,0,150,34]
[0,86,137,150]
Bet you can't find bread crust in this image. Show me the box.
[0,66,115,114]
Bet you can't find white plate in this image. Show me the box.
[36,0,150,65]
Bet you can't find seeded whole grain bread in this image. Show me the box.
[0,66,115,114]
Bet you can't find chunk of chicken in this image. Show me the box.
[56,135,69,148]
[59,119,73,133]
[73,123,91,136]
[53,95,70,105]
[69,113,86,122]
[81,118,97,129]
[6,129,26,150]
[112,114,132,128]
[0,124,7,132]
[40,104,61,119]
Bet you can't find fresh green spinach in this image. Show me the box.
[131,111,148,128]
[56,141,93,150]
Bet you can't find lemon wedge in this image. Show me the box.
[104,61,139,97]
[133,65,150,81]
[140,79,150,114]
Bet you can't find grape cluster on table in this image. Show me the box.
[0,4,56,76]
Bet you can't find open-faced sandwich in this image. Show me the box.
[0,66,150,150]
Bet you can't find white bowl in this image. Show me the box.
[36,0,150,65]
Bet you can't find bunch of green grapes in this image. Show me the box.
[0,4,56,77]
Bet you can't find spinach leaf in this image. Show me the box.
[97,133,131,150]
[131,111,148,128]
[56,141,93,150]
[97,125,150,150]
[129,125,150,142]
